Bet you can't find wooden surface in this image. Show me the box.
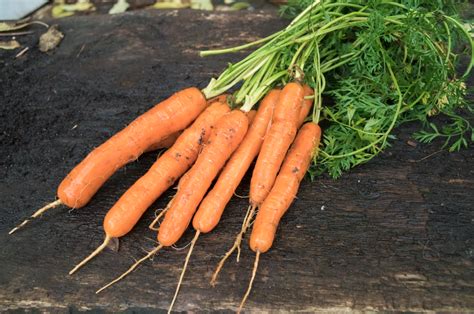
[0,8,473,313]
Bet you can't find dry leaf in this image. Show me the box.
[0,22,29,32]
[39,25,64,52]
[52,0,95,18]
[153,0,190,9]
[0,40,21,50]
[190,0,213,10]
[109,0,130,14]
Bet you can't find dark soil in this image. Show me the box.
[1,8,473,313]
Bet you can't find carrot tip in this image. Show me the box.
[9,199,63,235]
[238,251,261,314]
[96,244,163,294]
[168,231,200,314]
[69,235,111,275]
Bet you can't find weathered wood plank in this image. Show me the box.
[0,8,473,313]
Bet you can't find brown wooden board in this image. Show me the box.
[0,8,473,313]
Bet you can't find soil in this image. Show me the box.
[0,8,473,313]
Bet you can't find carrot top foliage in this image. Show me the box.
[201,0,473,178]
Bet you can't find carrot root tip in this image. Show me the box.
[238,251,261,314]
[9,199,63,235]
[96,244,163,294]
[168,231,200,314]
[69,235,111,275]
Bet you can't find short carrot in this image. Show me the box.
[68,101,230,275]
[96,110,249,303]
[239,122,322,312]
[9,87,207,234]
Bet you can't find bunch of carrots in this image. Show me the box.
[9,0,473,312]
[11,83,320,312]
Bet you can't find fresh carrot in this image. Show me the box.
[9,87,207,235]
[250,82,304,207]
[96,110,249,302]
[158,110,249,246]
[239,122,322,312]
[68,101,230,275]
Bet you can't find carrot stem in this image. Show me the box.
[238,251,261,314]
[168,231,200,314]
[96,244,163,294]
[69,235,111,275]
[9,199,63,235]
[210,205,256,286]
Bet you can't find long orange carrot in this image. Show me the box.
[68,101,230,275]
[250,82,304,207]
[158,110,249,246]
[239,122,322,312]
[9,87,207,234]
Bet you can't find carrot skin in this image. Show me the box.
[58,87,206,208]
[272,82,304,124]
[250,122,321,253]
[192,91,280,233]
[246,109,257,125]
[158,110,249,246]
[145,131,182,152]
[250,83,304,206]
[103,102,230,238]
[297,84,314,127]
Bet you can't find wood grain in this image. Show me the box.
[0,8,473,313]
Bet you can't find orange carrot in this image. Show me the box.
[250,82,304,207]
[158,110,249,246]
[164,110,249,313]
[9,87,207,235]
[68,101,230,275]
[240,122,322,312]
[96,110,249,299]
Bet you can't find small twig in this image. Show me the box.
[0,31,35,37]
[415,149,444,162]
[76,44,86,58]
[15,47,29,58]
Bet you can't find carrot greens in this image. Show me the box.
[200,0,473,178]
